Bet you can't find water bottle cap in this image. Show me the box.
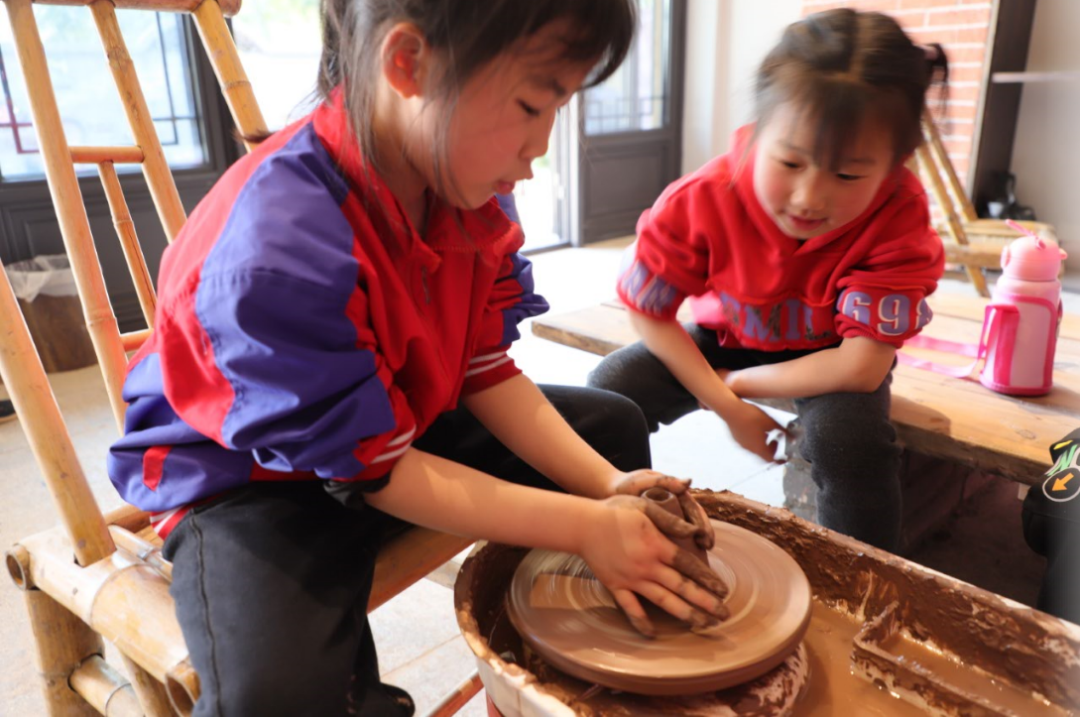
[1000,222,1067,281]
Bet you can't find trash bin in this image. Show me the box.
[5,254,97,373]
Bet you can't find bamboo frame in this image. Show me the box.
[117,653,174,716]
[5,0,131,429]
[14,527,193,697]
[917,115,1059,295]
[0,262,114,566]
[923,115,977,224]
[69,655,142,717]
[914,142,990,296]
[22,588,104,716]
[70,146,144,164]
[98,161,157,328]
[103,503,152,533]
[192,0,268,148]
[164,660,199,715]
[91,0,187,243]
[29,0,242,16]
[121,328,153,353]
[110,525,172,581]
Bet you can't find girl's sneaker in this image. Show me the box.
[0,399,15,425]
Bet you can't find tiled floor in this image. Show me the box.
[1,239,1077,715]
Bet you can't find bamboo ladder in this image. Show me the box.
[0,0,475,714]
[913,113,1057,297]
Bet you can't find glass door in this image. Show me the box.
[574,0,685,245]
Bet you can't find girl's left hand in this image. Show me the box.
[609,469,715,551]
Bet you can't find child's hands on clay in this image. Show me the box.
[578,494,730,638]
[609,469,714,550]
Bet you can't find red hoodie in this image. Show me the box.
[618,126,944,351]
[109,97,548,538]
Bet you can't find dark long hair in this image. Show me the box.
[753,9,949,169]
[318,0,635,184]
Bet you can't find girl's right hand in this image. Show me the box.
[578,496,730,638]
[727,401,786,463]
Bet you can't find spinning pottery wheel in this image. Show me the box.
[506,519,813,696]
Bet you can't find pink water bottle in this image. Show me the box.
[980,222,1068,396]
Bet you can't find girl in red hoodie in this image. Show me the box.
[111,2,728,714]
[590,9,947,553]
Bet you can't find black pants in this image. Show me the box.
[1022,428,1080,624]
[587,324,903,551]
[163,385,649,716]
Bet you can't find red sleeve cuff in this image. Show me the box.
[344,394,418,481]
[462,350,522,395]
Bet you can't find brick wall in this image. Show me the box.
[801,0,994,184]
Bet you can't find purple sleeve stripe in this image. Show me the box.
[200,123,355,290]
[497,252,549,347]
[619,260,680,315]
[195,270,395,479]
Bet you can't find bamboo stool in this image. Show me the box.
[1,1,474,714]
[914,114,1057,297]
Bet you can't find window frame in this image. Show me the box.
[0,13,243,256]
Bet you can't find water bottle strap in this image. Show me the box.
[898,304,1017,378]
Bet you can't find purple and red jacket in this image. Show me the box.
[108,98,548,537]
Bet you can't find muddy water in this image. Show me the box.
[876,630,1070,717]
[503,596,1045,712]
[797,601,923,716]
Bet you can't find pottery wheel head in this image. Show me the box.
[506,519,813,696]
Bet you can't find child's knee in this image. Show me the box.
[572,387,651,470]
[586,356,628,394]
[600,389,648,435]
[800,411,899,470]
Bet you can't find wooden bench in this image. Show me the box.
[533,293,1080,485]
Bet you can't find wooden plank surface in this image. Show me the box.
[532,294,1080,483]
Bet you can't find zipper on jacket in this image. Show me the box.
[420,266,431,304]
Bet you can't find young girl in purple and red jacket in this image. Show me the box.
[107,2,726,714]
[590,10,948,553]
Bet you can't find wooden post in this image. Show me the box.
[121,328,153,353]
[104,503,152,533]
[27,0,242,12]
[4,0,131,430]
[118,653,175,716]
[915,144,990,297]
[923,115,978,224]
[111,524,173,581]
[22,588,103,716]
[90,0,187,242]
[19,528,188,680]
[69,655,142,717]
[70,145,144,164]
[192,0,269,150]
[98,161,157,329]
[165,661,200,716]
[0,263,115,566]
